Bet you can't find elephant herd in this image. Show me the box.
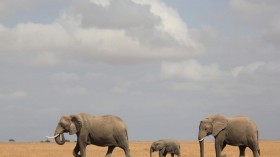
[47,113,260,157]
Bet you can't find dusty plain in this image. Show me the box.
[0,140,279,157]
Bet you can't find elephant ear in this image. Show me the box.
[156,143,165,151]
[211,114,228,137]
[69,115,82,135]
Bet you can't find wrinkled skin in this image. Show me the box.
[150,139,181,157]
[53,113,131,157]
[198,114,260,157]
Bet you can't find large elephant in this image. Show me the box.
[150,139,181,157]
[48,113,131,157]
[198,114,260,157]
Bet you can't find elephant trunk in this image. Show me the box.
[150,148,153,157]
[55,133,65,145]
[54,125,65,145]
[199,139,204,157]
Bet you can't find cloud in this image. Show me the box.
[231,61,280,83]
[0,0,203,65]
[74,0,157,29]
[229,0,280,23]
[161,59,223,82]
[231,61,265,78]
[33,53,61,66]
[0,22,71,56]
[90,0,111,7]
[54,85,88,95]
[161,60,280,98]
[0,0,67,20]
[230,0,280,49]
[0,91,27,100]
[166,82,205,91]
[50,72,80,82]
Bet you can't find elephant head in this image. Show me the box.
[198,114,228,157]
[150,142,163,157]
[53,115,82,145]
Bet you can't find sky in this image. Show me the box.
[0,0,280,142]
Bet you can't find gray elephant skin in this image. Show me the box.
[198,114,260,157]
[150,139,181,157]
[53,113,131,157]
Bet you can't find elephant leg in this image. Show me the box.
[239,146,246,157]
[215,141,224,157]
[118,142,131,157]
[162,151,167,157]
[220,143,227,157]
[221,143,226,151]
[248,145,259,157]
[73,142,81,157]
[159,149,165,157]
[121,147,131,157]
[105,146,115,157]
[78,142,87,157]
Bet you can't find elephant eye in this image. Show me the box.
[60,123,67,129]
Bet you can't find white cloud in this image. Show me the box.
[0,0,203,65]
[133,0,199,48]
[0,91,27,100]
[33,53,61,66]
[54,85,88,95]
[167,82,205,91]
[161,59,223,82]
[90,0,111,7]
[50,72,88,95]
[229,0,280,49]
[231,61,265,78]
[0,0,67,20]
[50,72,79,82]
[229,0,280,22]
[162,60,280,95]
[111,81,132,94]
[85,72,104,80]
[0,22,72,55]
[231,61,280,82]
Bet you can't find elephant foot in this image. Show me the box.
[74,154,81,157]
[73,151,81,157]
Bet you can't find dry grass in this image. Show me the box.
[0,140,279,157]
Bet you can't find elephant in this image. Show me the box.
[150,139,181,157]
[49,113,131,157]
[198,114,260,157]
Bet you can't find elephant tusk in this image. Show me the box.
[199,138,204,142]
[46,134,60,139]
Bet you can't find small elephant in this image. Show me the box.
[150,139,181,157]
[49,113,131,157]
[198,114,260,157]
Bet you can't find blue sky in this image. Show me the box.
[0,0,280,142]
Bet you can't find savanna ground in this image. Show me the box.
[0,140,279,157]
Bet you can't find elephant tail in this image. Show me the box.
[257,130,260,155]
[125,128,129,141]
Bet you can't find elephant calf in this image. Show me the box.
[150,139,181,157]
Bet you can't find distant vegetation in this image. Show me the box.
[41,139,70,143]
[40,139,50,143]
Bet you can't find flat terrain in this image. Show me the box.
[0,140,278,157]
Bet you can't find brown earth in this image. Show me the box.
[0,140,278,157]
